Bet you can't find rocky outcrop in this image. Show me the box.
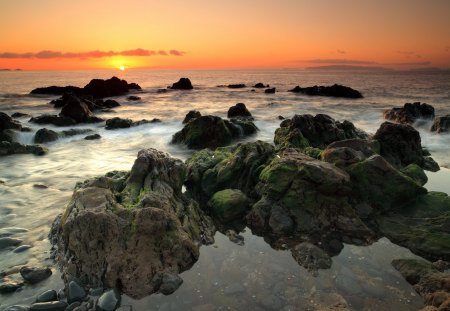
[374,122,439,171]
[288,84,363,98]
[170,78,193,90]
[105,117,160,130]
[274,114,368,149]
[59,95,94,123]
[50,149,215,298]
[31,77,141,97]
[431,115,450,133]
[34,128,93,143]
[227,103,253,120]
[392,259,450,310]
[207,189,249,222]
[171,115,257,149]
[0,141,47,156]
[227,84,246,89]
[0,112,23,131]
[182,110,201,124]
[383,102,435,125]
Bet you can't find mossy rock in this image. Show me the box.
[400,163,428,186]
[207,189,249,222]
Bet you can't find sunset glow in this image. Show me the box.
[1,0,449,70]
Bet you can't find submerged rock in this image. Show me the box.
[0,237,22,250]
[29,114,77,127]
[383,102,435,125]
[84,134,101,140]
[170,78,193,90]
[50,149,214,298]
[431,115,450,133]
[274,114,367,149]
[288,84,363,98]
[227,84,246,89]
[105,117,157,130]
[291,242,332,274]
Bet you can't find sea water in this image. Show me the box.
[0,69,449,310]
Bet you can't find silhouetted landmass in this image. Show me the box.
[289,84,363,98]
[307,65,391,71]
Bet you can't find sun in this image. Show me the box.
[119,65,126,71]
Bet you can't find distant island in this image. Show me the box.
[306,65,391,71]
[0,68,23,71]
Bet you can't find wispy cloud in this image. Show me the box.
[397,50,421,59]
[387,61,431,66]
[0,48,186,59]
[302,59,377,65]
[336,50,346,54]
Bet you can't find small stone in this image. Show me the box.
[84,134,101,140]
[13,245,32,253]
[20,266,52,284]
[67,281,87,304]
[29,301,68,311]
[159,274,183,295]
[57,288,66,300]
[127,96,141,101]
[36,289,58,302]
[0,237,22,250]
[33,184,48,189]
[96,289,121,311]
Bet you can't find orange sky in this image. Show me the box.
[1,0,449,70]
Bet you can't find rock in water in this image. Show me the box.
[383,102,435,125]
[207,189,249,222]
[36,289,58,302]
[171,78,193,90]
[34,128,59,144]
[291,242,332,273]
[50,149,214,298]
[66,281,86,304]
[227,103,253,120]
[96,289,121,311]
[0,237,22,250]
[182,110,202,124]
[288,84,363,98]
[29,301,68,311]
[19,266,52,284]
[59,95,93,123]
[0,112,23,131]
[431,115,450,133]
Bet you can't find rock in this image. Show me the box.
[378,192,450,261]
[29,114,77,127]
[274,114,367,149]
[185,141,275,200]
[3,306,30,311]
[374,121,437,171]
[225,229,244,245]
[127,96,141,101]
[431,115,450,133]
[207,189,249,222]
[291,242,332,273]
[61,129,93,137]
[171,78,193,90]
[172,115,257,149]
[383,102,435,125]
[0,112,22,131]
[105,117,154,130]
[288,84,363,98]
[34,128,59,144]
[0,141,47,156]
[11,112,30,118]
[50,93,96,110]
[223,282,246,295]
[96,289,121,311]
[227,84,246,89]
[116,307,132,311]
[227,103,253,120]
[400,163,428,186]
[0,129,18,143]
[30,86,83,95]
[67,281,87,304]
[29,301,68,311]
[156,273,183,295]
[13,245,32,253]
[182,110,201,124]
[60,95,94,123]
[50,149,214,298]
[0,237,22,250]
[66,302,81,311]
[84,134,101,140]
[20,266,52,284]
[36,290,58,302]
[253,83,266,88]
[102,100,120,108]
[248,149,373,238]
[83,77,141,98]
[0,280,23,293]
[264,88,276,94]
[433,260,450,272]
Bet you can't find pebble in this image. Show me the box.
[20,266,52,284]
[29,301,68,311]
[13,245,32,253]
[96,289,121,311]
[36,289,58,302]
[67,281,87,304]
[0,237,22,250]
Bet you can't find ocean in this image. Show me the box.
[0,69,449,310]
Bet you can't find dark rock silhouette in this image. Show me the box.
[227,103,253,120]
[289,84,363,98]
[383,102,435,125]
[227,84,246,89]
[253,83,267,88]
[431,115,450,133]
[182,110,201,124]
[170,78,193,90]
[264,88,276,94]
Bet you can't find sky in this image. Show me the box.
[0,0,449,70]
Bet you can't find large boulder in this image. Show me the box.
[0,112,22,131]
[247,149,373,238]
[34,128,59,143]
[207,189,249,222]
[182,110,201,124]
[288,84,363,98]
[171,115,257,149]
[170,78,193,90]
[83,76,141,98]
[227,103,253,120]
[383,102,435,125]
[374,121,438,171]
[0,141,47,156]
[59,95,94,123]
[50,149,214,298]
[431,115,450,133]
[274,114,367,149]
[185,141,275,201]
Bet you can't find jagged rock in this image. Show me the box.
[19,266,52,284]
[288,84,363,98]
[182,110,201,124]
[431,115,450,133]
[383,102,435,125]
[274,114,367,149]
[374,121,438,171]
[50,149,214,298]
[0,141,47,156]
[171,78,193,90]
[291,242,332,273]
[83,77,141,98]
[60,95,94,123]
[227,103,253,120]
[172,115,257,149]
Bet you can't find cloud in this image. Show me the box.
[302,59,377,65]
[337,50,346,54]
[0,49,185,59]
[397,50,421,58]
[387,61,431,66]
